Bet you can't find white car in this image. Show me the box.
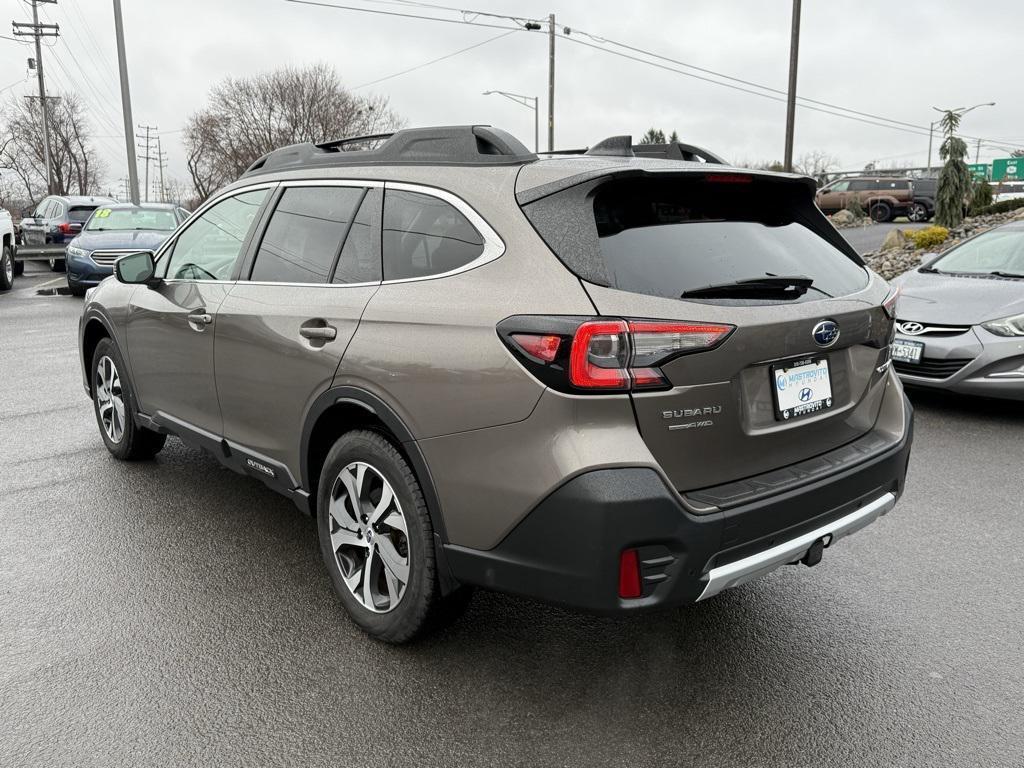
[1,208,15,291]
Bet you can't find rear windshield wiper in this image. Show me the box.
[680,275,815,299]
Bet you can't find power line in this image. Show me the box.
[353,28,518,88]
[284,0,528,31]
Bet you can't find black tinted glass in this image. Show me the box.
[69,206,98,222]
[592,178,867,301]
[848,180,872,191]
[251,187,364,283]
[383,190,484,281]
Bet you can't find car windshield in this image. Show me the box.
[931,227,1024,275]
[86,208,178,232]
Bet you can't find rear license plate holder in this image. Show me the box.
[772,357,834,421]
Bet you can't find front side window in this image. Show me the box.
[826,181,849,193]
[250,186,365,284]
[163,188,268,281]
[382,189,484,281]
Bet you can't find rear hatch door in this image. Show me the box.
[521,169,894,492]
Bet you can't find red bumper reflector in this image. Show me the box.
[618,548,642,599]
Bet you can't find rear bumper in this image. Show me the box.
[444,395,913,613]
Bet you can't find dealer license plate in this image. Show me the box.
[772,358,834,421]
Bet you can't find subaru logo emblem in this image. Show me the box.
[799,387,813,402]
[812,320,840,348]
[898,321,924,335]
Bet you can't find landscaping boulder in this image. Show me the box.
[880,228,907,251]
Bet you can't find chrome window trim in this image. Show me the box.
[380,181,505,285]
[153,177,505,288]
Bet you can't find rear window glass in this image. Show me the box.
[589,178,867,301]
[251,186,365,284]
[382,190,484,281]
[69,206,98,222]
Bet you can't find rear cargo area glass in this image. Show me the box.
[592,178,867,301]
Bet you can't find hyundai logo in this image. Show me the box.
[799,387,814,402]
[898,321,925,335]
[812,320,840,348]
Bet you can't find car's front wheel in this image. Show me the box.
[49,256,66,272]
[0,245,13,291]
[91,337,167,460]
[317,430,469,643]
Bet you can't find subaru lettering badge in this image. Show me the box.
[812,320,840,348]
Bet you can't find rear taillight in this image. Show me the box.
[500,316,734,394]
[58,222,77,235]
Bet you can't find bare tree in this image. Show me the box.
[183,63,403,202]
[0,93,104,200]
[795,150,840,184]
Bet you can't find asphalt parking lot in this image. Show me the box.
[2,263,1023,767]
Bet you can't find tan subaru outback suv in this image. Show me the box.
[78,126,913,642]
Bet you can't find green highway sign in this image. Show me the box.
[992,157,1022,181]
[967,163,990,180]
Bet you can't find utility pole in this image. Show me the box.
[975,138,982,164]
[13,0,59,195]
[927,120,935,173]
[136,124,157,203]
[112,0,140,205]
[782,0,801,172]
[547,13,555,152]
[154,136,167,203]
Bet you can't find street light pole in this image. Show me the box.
[547,13,555,152]
[483,90,540,153]
[782,0,801,172]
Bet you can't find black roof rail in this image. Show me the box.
[242,125,536,176]
[632,142,726,165]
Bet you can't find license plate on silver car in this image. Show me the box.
[772,358,833,421]
[891,339,924,364]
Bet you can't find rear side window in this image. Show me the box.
[251,186,365,284]
[848,179,873,191]
[590,178,868,301]
[68,206,97,222]
[382,190,483,280]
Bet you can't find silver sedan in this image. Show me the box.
[890,222,1024,401]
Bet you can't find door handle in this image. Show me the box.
[187,312,213,325]
[300,325,337,341]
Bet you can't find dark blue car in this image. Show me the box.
[65,203,190,295]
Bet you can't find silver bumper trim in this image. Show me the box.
[697,491,897,601]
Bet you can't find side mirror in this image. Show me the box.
[115,251,158,285]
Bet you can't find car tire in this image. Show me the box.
[907,203,928,222]
[317,429,447,644]
[91,337,167,461]
[12,258,24,277]
[49,257,66,272]
[869,202,892,223]
[0,245,13,291]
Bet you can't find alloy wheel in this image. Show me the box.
[3,253,11,284]
[94,355,126,443]
[327,461,410,613]
[907,203,927,222]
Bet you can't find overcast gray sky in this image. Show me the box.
[3,0,1023,194]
